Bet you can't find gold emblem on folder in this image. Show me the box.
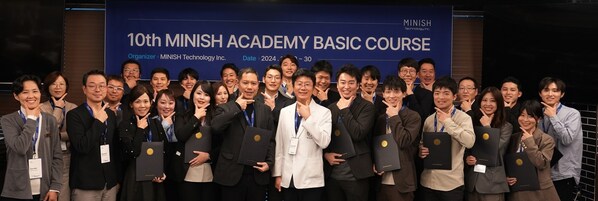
[254,134,261,142]
[381,140,388,148]
[195,132,203,139]
[433,139,441,145]
[516,158,523,166]
[146,148,154,156]
[482,133,490,140]
[334,130,341,137]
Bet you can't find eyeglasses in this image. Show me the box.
[459,87,476,92]
[399,69,416,75]
[108,85,124,92]
[294,82,313,88]
[86,84,106,90]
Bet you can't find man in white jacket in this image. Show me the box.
[273,69,332,201]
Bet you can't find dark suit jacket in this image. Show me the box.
[325,96,376,180]
[210,101,275,186]
[373,108,421,193]
[174,95,191,115]
[313,89,341,108]
[66,104,121,190]
[254,91,293,125]
[405,86,434,121]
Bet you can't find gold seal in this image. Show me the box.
[334,130,341,137]
[433,139,441,145]
[381,140,388,148]
[195,132,203,139]
[516,158,523,166]
[146,148,154,156]
[254,134,261,142]
[482,133,490,140]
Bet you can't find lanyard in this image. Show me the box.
[243,109,255,127]
[50,100,66,130]
[541,103,563,133]
[85,103,108,144]
[18,110,40,156]
[183,99,188,111]
[434,107,457,132]
[295,110,301,134]
[146,118,153,142]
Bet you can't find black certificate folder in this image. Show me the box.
[237,127,273,166]
[328,118,356,159]
[505,152,540,192]
[136,142,164,181]
[471,127,501,166]
[374,134,401,172]
[422,132,452,170]
[185,126,212,163]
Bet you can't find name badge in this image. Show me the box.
[100,144,111,163]
[61,141,68,151]
[288,138,299,155]
[474,164,486,173]
[29,158,42,179]
[176,151,181,156]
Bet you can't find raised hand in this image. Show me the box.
[108,102,121,113]
[479,108,492,127]
[296,101,311,120]
[521,127,533,141]
[235,93,255,111]
[162,111,175,125]
[435,107,450,122]
[52,93,68,108]
[405,81,414,95]
[261,92,275,111]
[136,113,150,129]
[540,102,557,117]
[194,104,208,120]
[460,99,473,112]
[93,104,109,123]
[315,87,329,101]
[336,96,355,110]
[383,100,400,117]
[504,101,512,108]
[25,104,41,118]
[360,86,375,103]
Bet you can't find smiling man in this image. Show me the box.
[537,77,582,201]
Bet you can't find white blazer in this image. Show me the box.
[273,99,332,189]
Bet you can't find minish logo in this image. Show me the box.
[403,19,432,27]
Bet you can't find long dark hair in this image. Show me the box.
[474,87,506,128]
[188,81,216,121]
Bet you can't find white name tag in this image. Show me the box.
[29,158,42,179]
[61,141,68,151]
[176,151,181,156]
[288,138,299,155]
[100,144,111,163]
[474,164,486,173]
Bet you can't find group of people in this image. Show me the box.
[0,54,582,201]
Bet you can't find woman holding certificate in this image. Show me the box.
[505,100,559,201]
[174,81,216,201]
[1,75,63,201]
[464,87,512,201]
[119,85,166,201]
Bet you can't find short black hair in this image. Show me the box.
[519,99,543,119]
[501,76,522,91]
[128,85,152,108]
[336,64,361,83]
[433,76,458,95]
[238,67,258,80]
[459,77,479,89]
[264,64,283,76]
[82,70,106,86]
[397,57,419,72]
[292,68,316,86]
[13,74,42,95]
[418,58,436,69]
[120,59,141,75]
[178,68,199,82]
[361,65,381,81]
[538,77,566,94]
[280,54,299,68]
[220,63,238,77]
[107,75,125,85]
[382,75,406,93]
[311,60,333,76]
[151,68,170,80]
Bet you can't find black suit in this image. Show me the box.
[313,89,341,108]
[66,104,121,190]
[211,101,275,201]
[405,86,435,121]
[325,96,376,201]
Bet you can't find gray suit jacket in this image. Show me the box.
[465,123,512,194]
[1,111,63,200]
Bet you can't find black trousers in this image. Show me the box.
[267,177,283,201]
[0,195,40,201]
[180,181,216,201]
[554,177,577,201]
[221,174,266,201]
[283,187,323,201]
[421,186,464,201]
[325,178,370,201]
